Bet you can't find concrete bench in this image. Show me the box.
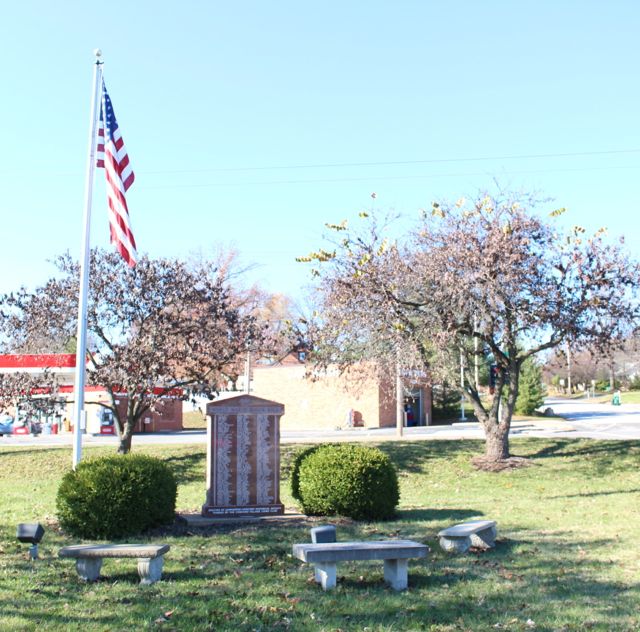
[59,543,170,585]
[292,540,428,591]
[437,520,497,554]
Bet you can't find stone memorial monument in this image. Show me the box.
[202,394,285,517]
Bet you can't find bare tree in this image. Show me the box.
[0,249,262,453]
[303,191,640,465]
[545,336,640,390]
[0,371,62,425]
[188,248,301,379]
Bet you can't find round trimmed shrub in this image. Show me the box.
[290,444,325,502]
[297,444,399,521]
[56,454,177,539]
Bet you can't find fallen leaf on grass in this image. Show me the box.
[469,546,491,554]
[155,609,175,624]
[279,593,300,604]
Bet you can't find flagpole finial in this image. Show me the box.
[93,48,102,59]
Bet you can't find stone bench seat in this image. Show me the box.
[437,520,497,554]
[292,540,428,590]
[59,543,170,585]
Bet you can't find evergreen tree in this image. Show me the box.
[432,380,462,420]
[515,357,546,414]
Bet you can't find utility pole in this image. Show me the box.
[244,351,251,394]
[566,341,572,394]
[609,355,615,392]
[396,359,404,437]
[460,349,466,421]
[473,315,479,391]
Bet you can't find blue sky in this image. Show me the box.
[1,1,638,303]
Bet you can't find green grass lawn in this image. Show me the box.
[596,391,640,405]
[181,410,207,430]
[1,439,639,631]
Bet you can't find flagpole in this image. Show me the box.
[72,50,103,469]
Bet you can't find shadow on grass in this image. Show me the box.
[378,440,482,474]
[550,487,640,499]
[397,508,482,523]
[557,409,640,419]
[528,439,629,458]
[163,451,207,484]
[526,440,640,476]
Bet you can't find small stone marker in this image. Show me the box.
[310,525,337,544]
[438,520,497,554]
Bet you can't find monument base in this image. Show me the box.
[201,503,284,518]
[182,510,304,527]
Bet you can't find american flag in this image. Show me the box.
[96,79,137,267]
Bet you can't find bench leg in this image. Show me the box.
[76,558,102,582]
[439,536,471,554]
[383,558,408,590]
[137,556,164,585]
[470,526,497,549]
[314,563,336,590]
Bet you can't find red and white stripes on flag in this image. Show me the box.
[96,79,137,267]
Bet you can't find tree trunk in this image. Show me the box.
[117,423,133,454]
[484,424,510,461]
[117,407,136,454]
[116,394,139,454]
[482,359,519,462]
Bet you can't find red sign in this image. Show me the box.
[0,354,77,369]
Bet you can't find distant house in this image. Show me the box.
[238,353,432,431]
[0,354,182,434]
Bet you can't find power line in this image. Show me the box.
[1,148,639,178]
[139,163,640,190]
[139,148,640,174]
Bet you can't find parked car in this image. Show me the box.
[0,415,14,436]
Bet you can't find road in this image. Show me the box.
[536,396,640,440]
[1,397,639,449]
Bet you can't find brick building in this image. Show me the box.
[244,354,432,431]
[0,354,182,434]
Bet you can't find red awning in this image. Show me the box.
[0,354,77,369]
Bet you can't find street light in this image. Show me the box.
[16,523,45,560]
